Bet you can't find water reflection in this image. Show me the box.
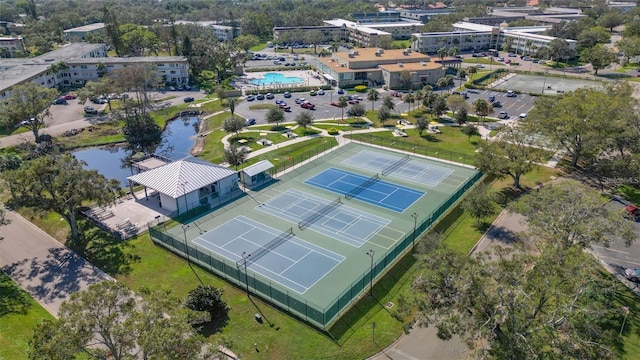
[73,117,199,186]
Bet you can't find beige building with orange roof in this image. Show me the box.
[316,47,444,89]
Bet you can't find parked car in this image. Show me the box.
[266,93,274,99]
[52,98,67,105]
[283,91,292,98]
[183,96,195,103]
[275,99,285,105]
[184,85,192,90]
[256,93,265,100]
[498,111,509,119]
[337,88,344,94]
[492,101,502,108]
[295,98,305,104]
[278,104,291,111]
[169,86,176,91]
[301,101,315,110]
[330,101,341,107]
[519,113,527,119]
[488,95,496,102]
[92,97,107,104]
[625,268,640,282]
[246,95,255,101]
[508,53,517,57]
[505,90,516,97]
[84,106,98,115]
[476,64,485,68]
[310,90,317,96]
[317,89,325,95]
[348,99,359,104]
[63,93,77,100]
[625,205,640,220]
[245,118,256,126]
[176,85,184,91]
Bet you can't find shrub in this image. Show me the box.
[354,85,368,93]
[327,128,340,135]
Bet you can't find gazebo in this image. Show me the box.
[127,157,239,215]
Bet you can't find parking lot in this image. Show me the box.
[462,89,536,120]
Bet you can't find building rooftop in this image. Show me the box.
[378,61,441,72]
[332,48,430,63]
[34,43,106,61]
[63,22,105,33]
[67,56,188,65]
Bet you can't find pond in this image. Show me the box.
[73,117,199,186]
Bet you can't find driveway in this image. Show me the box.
[0,210,108,317]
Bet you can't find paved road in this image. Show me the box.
[0,209,108,317]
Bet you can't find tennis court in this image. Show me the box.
[342,150,456,187]
[305,168,425,213]
[256,188,392,247]
[193,216,344,294]
[149,142,482,329]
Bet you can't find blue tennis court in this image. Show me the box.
[342,150,456,187]
[305,168,424,213]
[193,216,344,294]
[256,189,391,247]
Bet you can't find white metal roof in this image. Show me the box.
[127,157,237,198]
[242,160,274,177]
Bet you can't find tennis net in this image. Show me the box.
[298,197,342,230]
[381,155,410,176]
[244,227,294,265]
[345,173,379,200]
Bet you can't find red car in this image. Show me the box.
[301,101,315,110]
[278,104,291,111]
[625,205,640,220]
[63,93,77,100]
[330,101,341,107]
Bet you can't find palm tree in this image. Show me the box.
[437,47,448,62]
[448,47,459,57]
[366,89,379,111]
[436,77,448,94]
[525,39,532,56]
[404,93,415,114]
[49,61,69,89]
[413,90,424,110]
[329,42,339,53]
[472,99,493,125]
[96,61,107,77]
[228,97,238,118]
[467,66,477,80]
[337,96,348,121]
[457,69,467,88]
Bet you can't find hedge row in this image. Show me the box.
[245,85,332,95]
[245,65,314,72]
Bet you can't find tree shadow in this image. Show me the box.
[596,73,633,80]
[195,311,230,337]
[420,134,442,143]
[0,272,32,316]
[485,225,521,245]
[75,222,141,276]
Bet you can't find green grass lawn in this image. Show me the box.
[462,58,505,66]
[0,272,54,360]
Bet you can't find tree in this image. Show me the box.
[413,244,626,359]
[456,69,467,87]
[461,183,497,225]
[580,44,617,74]
[111,63,162,112]
[122,113,163,146]
[454,107,468,126]
[103,6,125,56]
[346,103,366,118]
[522,83,633,168]
[2,154,120,246]
[598,11,625,32]
[29,281,210,360]
[185,285,230,323]
[223,143,249,169]
[431,95,447,117]
[233,34,260,51]
[415,117,429,136]
[577,27,611,50]
[467,66,477,79]
[436,77,448,93]
[460,124,478,141]
[223,116,245,138]
[547,38,573,67]
[476,127,545,189]
[378,106,391,125]
[615,37,640,63]
[437,47,448,61]
[120,24,160,57]
[295,110,314,132]
[403,93,415,113]
[399,70,412,89]
[472,99,493,123]
[48,61,69,89]
[265,107,285,128]
[622,20,640,38]
[366,89,379,111]
[513,181,634,251]
[1,83,59,142]
[445,94,467,116]
[381,95,395,112]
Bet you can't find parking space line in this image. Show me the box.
[592,245,630,255]
[596,254,640,266]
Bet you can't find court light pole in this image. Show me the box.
[178,180,189,215]
[181,224,191,265]
[366,250,375,296]
[411,212,418,254]
[242,251,251,297]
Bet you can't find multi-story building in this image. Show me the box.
[0,37,25,57]
[0,43,189,101]
[63,23,106,41]
[273,26,345,45]
[324,19,423,43]
[174,21,241,41]
[411,22,576,56]
[316,47,444,89]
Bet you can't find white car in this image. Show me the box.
[506,90,516,97]
[519,113,527,119]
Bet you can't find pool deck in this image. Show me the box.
[237,70,328,92]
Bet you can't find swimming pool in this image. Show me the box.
[251,73,304,86]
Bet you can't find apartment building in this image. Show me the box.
[273,26,346,45]
[174,21,241,41]
[316,47,443,89]
[63,23,106,41]
[0,36,25,57]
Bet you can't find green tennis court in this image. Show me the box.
[149,142,482,329]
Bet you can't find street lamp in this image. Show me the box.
[241,251,251,297]
[366,250,375,296]
[182,224,191,265]
[411,212,418,254]
[541,70,549,95]
[178,180,189,214]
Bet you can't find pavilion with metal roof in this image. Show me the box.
[239,160,274,189]
[127,156,239,215]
